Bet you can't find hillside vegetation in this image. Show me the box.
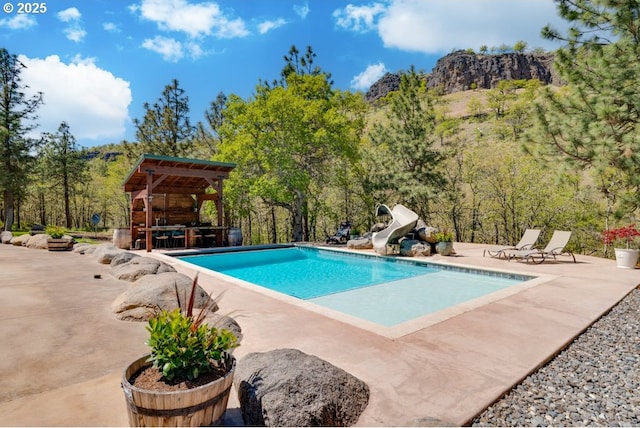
[10,79,608,256]
[5,0,640,261]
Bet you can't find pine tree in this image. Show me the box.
[0,48,43,230]
[132,78,194,158]
[527,0,640,218]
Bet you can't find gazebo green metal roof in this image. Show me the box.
[122,154,236,194]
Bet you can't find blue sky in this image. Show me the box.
[1,0,568,148]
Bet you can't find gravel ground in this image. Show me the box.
[472,287,640,427]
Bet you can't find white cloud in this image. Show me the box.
[258,18,286,35]
[57,6,86,42]
[133,0,249,38]
[141,35,184,61]
[294,2,310,19]
[333,3,386,33]
[0,14,37,30]
[336,0,568,54]
[351,62,387,91]
[103,22,120,33]
[64,27,87,42]
[19,55,132,142]
[57,7,81,22]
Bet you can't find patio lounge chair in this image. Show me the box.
[326,221,352,244]
[506,230,576,264]
[483,228,541,259]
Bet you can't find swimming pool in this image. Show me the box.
[177,246,535,328]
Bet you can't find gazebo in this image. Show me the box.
[122,154,236,252]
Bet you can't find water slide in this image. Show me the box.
[371,204,419,255]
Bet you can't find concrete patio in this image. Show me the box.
[0,242,637,426]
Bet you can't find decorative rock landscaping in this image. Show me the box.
[472,288,640,427]
[235,348,370,427]
[111,271,216,321]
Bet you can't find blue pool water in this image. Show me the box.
[178,246,531,327]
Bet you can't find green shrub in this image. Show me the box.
[145,276,239,381]
[46,226,66,239]
[433,230,454,242]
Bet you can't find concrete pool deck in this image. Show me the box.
[0,242,638,426]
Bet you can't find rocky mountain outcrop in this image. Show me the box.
[364,72,401,103]
[364,51,559,102]
[427,51,558,94]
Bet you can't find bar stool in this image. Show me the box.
[193,232,203,247]
[204,233,217,247]
[155,233,169,248]
[171,231,185,248]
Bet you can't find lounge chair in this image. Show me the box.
[506,230,576,264]
[326,221,352,244]
[483,228,541,259]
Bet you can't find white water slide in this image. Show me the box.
[371,204,419,255]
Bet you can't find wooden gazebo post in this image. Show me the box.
[145,168,154,252]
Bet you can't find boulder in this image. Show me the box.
[370,222,387,233]
[11,234,31,246]
[73,243,94,253]
[27,234,50,249]
[110,251,139,267]
[414,219,437,243]
[111,272,216,321]
[0,231,13,244]
[236,348,369,427]
[92,243,125,264]
[400,239,431,257]
[347,237,373,250]
[204,313,243,344]
[111,256,176,282]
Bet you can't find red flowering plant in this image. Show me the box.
[602,224,640,249]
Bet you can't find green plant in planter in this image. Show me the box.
[145,275,239,381]
[46,226,67,239]
[433,230,453,242]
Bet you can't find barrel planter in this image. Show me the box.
[227,228,243,246]
[122,354,236,427]
[47,238,73,251]
[113,228,132,249]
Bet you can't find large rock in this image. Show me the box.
[347,237,373,250]
[1,231,13,244]
[11,234,31,246]
[111,256,176,282]
[414,219,437,243]
[400,239,431,257]
[27,234,50,249]
[236,348,369,427]
[204,313,243,344]
[111,272,216,321]
[110,251,139,267]
[92,243,125,264]
[73,243,95,253]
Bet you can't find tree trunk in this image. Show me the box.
[3,189,14,231]
[291,190,305,242]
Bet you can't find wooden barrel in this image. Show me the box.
[227,228,242,246]
[47,239,73,251]
[113,228,132,249]
[122,354,236,427]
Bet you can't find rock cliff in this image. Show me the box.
[364,51,559,103]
